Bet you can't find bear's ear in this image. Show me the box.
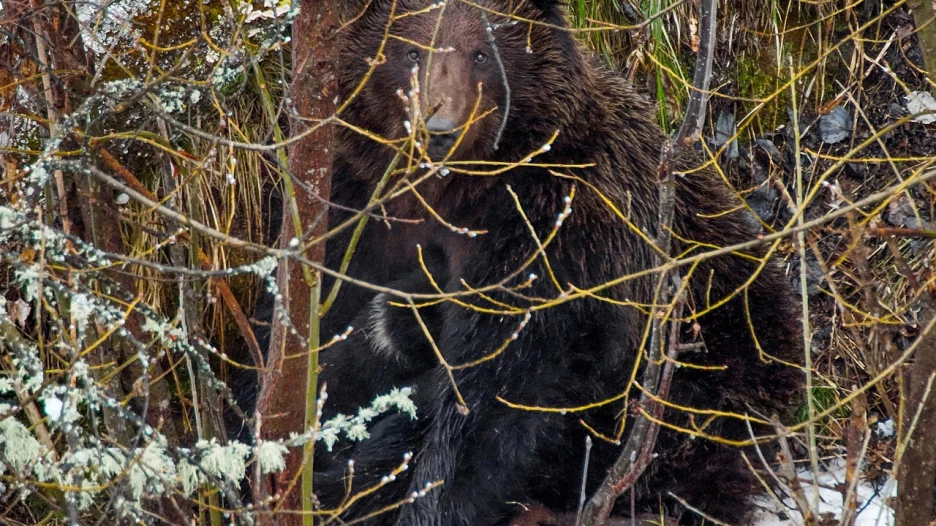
[528,0,568,25]
[529,0,562,9]
[343,0,388,18]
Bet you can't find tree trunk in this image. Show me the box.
[909,0,936,91]
[255,1,339,522]
[897,298,936,526]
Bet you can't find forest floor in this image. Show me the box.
[697,3,934,523]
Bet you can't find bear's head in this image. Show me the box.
[341,0,585,162]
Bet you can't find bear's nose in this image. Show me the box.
[425,116,459,159]
[426,115,457,134]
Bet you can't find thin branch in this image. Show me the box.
[479,9,510,150]
[581,0,716,521]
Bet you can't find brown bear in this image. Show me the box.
[309,0,803,524]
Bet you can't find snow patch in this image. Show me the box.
[43,396,64,421]
[874,419,895,439]
[752,461,894,526]
[904,91,936,124]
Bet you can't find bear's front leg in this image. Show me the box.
[397,377,571,526]
[393,302,593,526]
[318,259,450,418]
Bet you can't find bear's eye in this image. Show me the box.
[407,49,420,62]
[473,51,488,64]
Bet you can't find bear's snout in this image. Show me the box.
[425,115,459,159]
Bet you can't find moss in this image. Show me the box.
[732,49,793,132]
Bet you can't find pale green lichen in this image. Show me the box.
[318,387,418,451]
[0,406,44,472]
[256,441,289,474]
[177,458,200,497]
[197,439,251,484]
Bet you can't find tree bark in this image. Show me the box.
[896,299,936,526]
[256,1,339,522]
[909,0,936,91]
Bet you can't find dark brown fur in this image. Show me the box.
[311,1,803,524]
